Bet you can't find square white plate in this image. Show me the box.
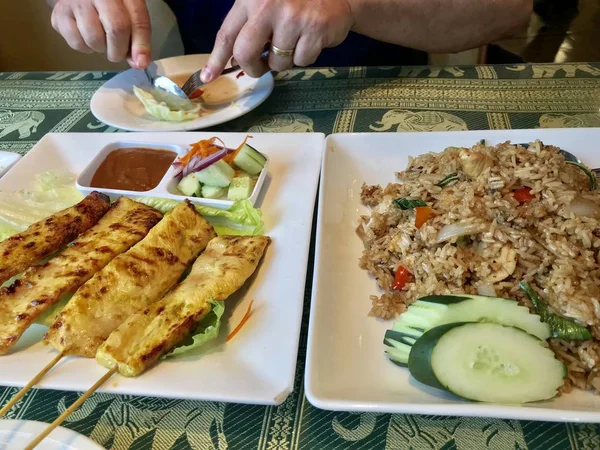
[306,129,600,422]
[0,131,324,406]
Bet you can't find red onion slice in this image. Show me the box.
[172,143,236,179]
[192,149,228,172]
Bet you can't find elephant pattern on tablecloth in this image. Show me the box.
[507,64,600,78]
[399,66,465,78]
[87,120,119,133]
[276,68,338,81]
[46,72,107,81]
[0,109,45,139]
[333,413,528,449]
[248,113,314,133]
[370,110,468,132]
[539,113,600,128]
[61,394,227,449]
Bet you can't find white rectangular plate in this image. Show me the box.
[0,131,324,406]
[306,128,600,422]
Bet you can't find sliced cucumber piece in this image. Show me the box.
[227,176,255,201]
[177,173,201,197]
[383,294,551,366]
[401,294,550,340]
[194,160,235,187]
[233,144,265,175]
[201,185,227,199]
[384,338,411,368]
[408,322,566,403]
[242,143,267,164]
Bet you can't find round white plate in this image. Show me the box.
[90,54,274,132]
[0,420,104,449]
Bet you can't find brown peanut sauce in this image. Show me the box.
[90,148,176,192]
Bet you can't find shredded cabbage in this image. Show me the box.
[135,197,264,235]
[0,171,83,240]
[133,86,200,122]
[166,300,225,358]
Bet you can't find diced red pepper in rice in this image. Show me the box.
[514,187,534,203]
[392,266,413,290]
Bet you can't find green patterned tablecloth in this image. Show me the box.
[1,63,600,449]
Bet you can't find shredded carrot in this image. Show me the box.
[223,135,252,164]
[226,300,254,342]
[177,136,225,167]
[415,206,432,229]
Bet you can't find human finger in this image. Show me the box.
[123,0,151,68]
[202,4,247,83]
[95,0,131,62]
[232,18,271,78]
[73,3,107,53]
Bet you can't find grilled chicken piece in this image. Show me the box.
[0,197,161,354]
[0,191,110,285]
[96,235,270,377]
[46,200,216,357]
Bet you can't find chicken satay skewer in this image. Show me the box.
[0,197,163,355]
[25,235,270,449]
[0,201,216,419]
[0,198,162,418]
[45,200,216,357]
[0,191,111,285]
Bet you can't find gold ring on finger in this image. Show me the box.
[270,44,295,57]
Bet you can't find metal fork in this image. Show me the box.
[181,50,270,97]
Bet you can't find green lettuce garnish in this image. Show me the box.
[0,222,16,242]
[133,86,199,122]
[0,171,83,238]
[166,300,225,358]
[136,198,264,235]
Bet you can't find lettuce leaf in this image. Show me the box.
[133,86,200,122]
[0,222,16,242]
[136,198,264,235]
[0,171,83,240]
[166,300,225,358]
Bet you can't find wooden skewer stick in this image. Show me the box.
[24,368,117,450]
[0,351,65,418]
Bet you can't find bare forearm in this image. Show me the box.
[349,0,532,53]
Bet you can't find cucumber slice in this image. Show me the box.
[227,176,255,201]
[384,294,551,366]
[408,322,566,403]
[242,143,267,165]
[233,144,265,175]
[384,338,411,368]
[194,160,235,187]
[201,185,227,199]
[177,173,201,197]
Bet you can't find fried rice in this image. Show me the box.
[357,140,600,393]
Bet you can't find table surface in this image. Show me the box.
[1,63,600,449]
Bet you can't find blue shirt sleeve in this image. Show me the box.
[163,0,426,66]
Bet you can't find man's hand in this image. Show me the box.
[202,0,355,82]
[50,0,152,69]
